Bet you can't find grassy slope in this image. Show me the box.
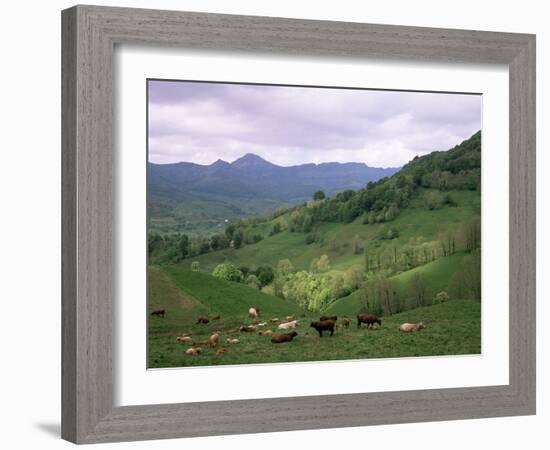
[148,265,304,367]
[325,252,467,316]
[181,189,479,273]
[149,264,481,368]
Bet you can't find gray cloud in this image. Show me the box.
[148,80,481,168]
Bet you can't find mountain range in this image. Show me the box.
[148,154,399,234]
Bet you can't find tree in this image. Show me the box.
[238,266,250,278]
[213,233,230,250]
[225,224,235,239]
[277,259,294,277]
[233,230,243,249]
[410,272,430,308]
[254,265,274,287]
[199,240,210,254]
[212,263,243,282]
[384,204,399,221]
[148,233,162,258]
[352,235,363,254]
[448,250,480,300]
[190,261,200,272]
[269,222,282,236]
[345,265,363,291]
[313,190,326,201]
[246,274,261,289]
[311,254,330,273]
[464,218,481,253]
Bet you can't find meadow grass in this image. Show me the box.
[148,266,480,368]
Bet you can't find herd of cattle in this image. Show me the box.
[151,306,426,358]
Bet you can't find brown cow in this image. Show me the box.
[151,309,165,318]
[196,316,210,324]
[310,320,336,337]
[357,313,382,328]
[211,315,221,321]
[239,325,256,332]
[271,331,298,344]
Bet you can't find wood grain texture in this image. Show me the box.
[61,4,536,444]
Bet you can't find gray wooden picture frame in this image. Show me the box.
[61,5,536,444]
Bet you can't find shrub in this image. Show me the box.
[305,233,318,245]
[212,263,243,283]
[246,274,261,289]
[434,291,450,304]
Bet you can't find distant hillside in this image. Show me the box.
[148,153,399,234]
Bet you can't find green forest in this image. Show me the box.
[148,131,482,368]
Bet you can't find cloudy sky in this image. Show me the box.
[148,80,481,168]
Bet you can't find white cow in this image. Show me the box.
[399,322,425,332]
[278,320,299,330]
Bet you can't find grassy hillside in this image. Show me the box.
[148,264,481,368]
[325,252,468,316]
[159,265,303,318]
[148,265,303,367]
[182,189,479,273]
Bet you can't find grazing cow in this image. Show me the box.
[319,315,337,322]
[209,332,220,348]
[271,331,298,344]
[310,320,336,337]
[256,321,268,327]
[257,330,273,336]
[278,320,298,330]
[226,338,240,344]
[176,336,192,344]
[196,316,210,324]
[185,347,202,355]
[239,325,256,332]
[270,318,280,323]
[342,318,350,329]
[285,315,294,321]
[216,347,228,355]
[211,315,221,321]
[399,322,425,332]
[151,309,165,318]
[248,307,260,319]
[357,313,382,328]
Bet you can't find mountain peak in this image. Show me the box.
[210,158,230,168]
[231,153,275,168]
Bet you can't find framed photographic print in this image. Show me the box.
[62,5,536,444]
